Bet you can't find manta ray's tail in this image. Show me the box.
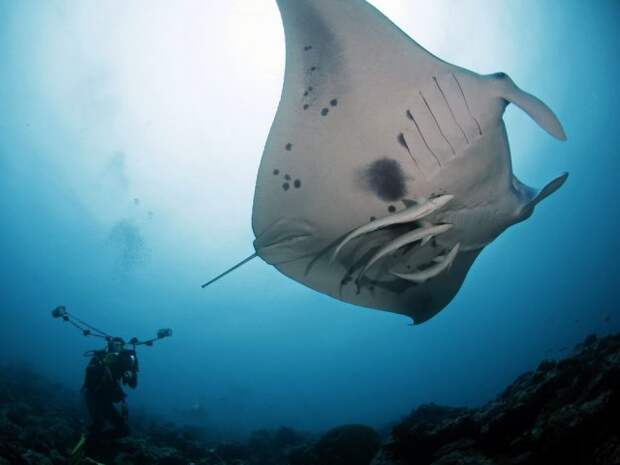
[201,253,257,288]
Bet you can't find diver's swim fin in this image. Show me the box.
[70,433,87,457]
[83,458,106,465]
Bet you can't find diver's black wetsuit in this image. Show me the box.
[82,349,138,439]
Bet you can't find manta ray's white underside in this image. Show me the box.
[206,0,567,324]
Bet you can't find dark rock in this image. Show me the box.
[247,426,307,464]
[20,449,53,465]
[582,333,598,347]
[288,424,381,465]
[378,332,620,465]
[536,359,556,372]
[315,424,381,465]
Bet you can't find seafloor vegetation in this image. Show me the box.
[1,332,619,465]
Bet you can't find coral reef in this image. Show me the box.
[374,332,620,465]
[1,332,619,465]
[288,424,381,465]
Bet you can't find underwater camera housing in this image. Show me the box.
[51,306,68,320]
[157,328,173,339]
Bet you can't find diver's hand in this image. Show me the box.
[123,370,138,388]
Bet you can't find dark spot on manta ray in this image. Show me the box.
[304,91,309,96]
[311,66,317,72]
[360,157,407,202]
[284,174,291,180]
[388,205,396,213]
[321,108,329,116]
[304,45,313,51]
[282,183,290,191]
[273,169,280,175]
[294,179,301,188]
[370,216,376,222]
[303,104,309,110]
[330,98,338,107]
[285,143,293,151]
[308,86,313,91]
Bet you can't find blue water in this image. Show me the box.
[1,1,618,437]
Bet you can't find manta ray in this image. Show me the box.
[203,0,567,324]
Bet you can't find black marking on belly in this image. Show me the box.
[361,158,407,202]
[388,205,396,213]
[406,110,441,167]
[304,45,313,51]
[294,179,301,189]
[452,73,482,136]
[284,174,291,180]
[321,108,329,116]
[303,104,309,110]
[433,76,469,145]
[419,91,456,155]
[282,183,290,191]
[285,143,293,151]
[273,169,279,175]
[330,98,338,107]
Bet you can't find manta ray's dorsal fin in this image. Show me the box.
[490,73,567,141]
[201,253,257,288]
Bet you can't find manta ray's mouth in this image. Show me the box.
[331,195,460,287]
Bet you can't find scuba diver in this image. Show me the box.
[82,336,138,439]
[51,306,171,461]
